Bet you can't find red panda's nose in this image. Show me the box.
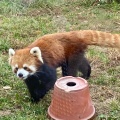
[18,73,23,78]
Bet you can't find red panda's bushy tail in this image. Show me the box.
[77,30,120,48]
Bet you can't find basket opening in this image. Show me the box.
[67,82,76,87]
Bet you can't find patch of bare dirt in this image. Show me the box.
[90,84,120,115]
[26,7,62,17]
[0,110,11,117]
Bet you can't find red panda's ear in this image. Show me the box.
[30,47,44,63]
[9,48,15,57]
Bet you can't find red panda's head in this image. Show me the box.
[9,47,43,80]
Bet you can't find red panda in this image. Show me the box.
[9,30,120,80]
[9,30,120,102]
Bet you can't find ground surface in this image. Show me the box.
[0,0,120,119]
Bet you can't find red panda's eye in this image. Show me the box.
[15,67,18,70]
[14,67,18,73]
[23,67,28,70]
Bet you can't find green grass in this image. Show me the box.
[0,0,120,119]
[0,0,27,15]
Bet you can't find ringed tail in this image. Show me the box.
[78,30,120,48]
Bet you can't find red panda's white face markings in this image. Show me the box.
[11,63,37,79]
[17,65,36,79]
[9,47,43,79]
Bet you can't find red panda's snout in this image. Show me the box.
[9,47,44,79]
[17,68,30,79]
[11,64,37,79]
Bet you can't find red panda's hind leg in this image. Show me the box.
[61,60,68,76]
[78,55,91,79]
[67,52,91,79]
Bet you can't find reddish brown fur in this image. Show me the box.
[10,48,41,69]
[10,30,120,69]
